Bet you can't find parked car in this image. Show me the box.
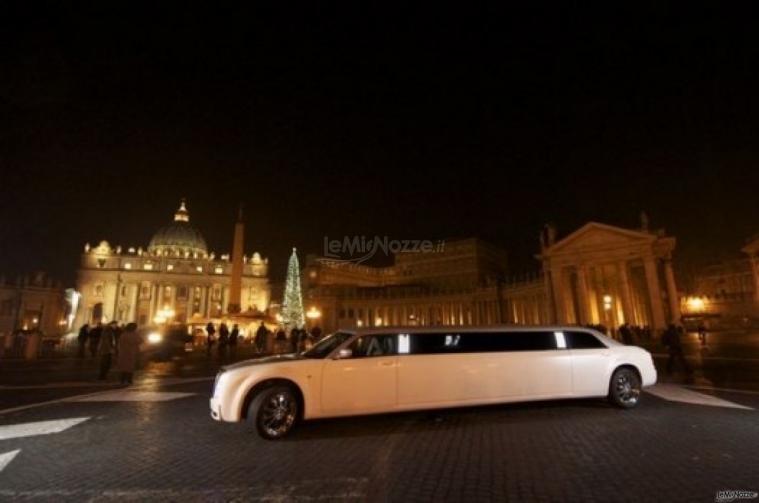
[210,326,657,439]
[141,324,193,361]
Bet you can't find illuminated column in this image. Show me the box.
[576,266,591,325]
[663,259,681,324]
[749,255,759,303]
[549,266,566,323]
[617,262,634,325]
[150,284,160,322]
[542,269,554,324]
[129,284,138,321]
[227,207,244,314]
[643,257,666,331]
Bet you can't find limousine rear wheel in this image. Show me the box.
[248,385,299,440]
[609,367,641,409]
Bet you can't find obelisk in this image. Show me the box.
[227,204,244,314]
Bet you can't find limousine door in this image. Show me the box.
[320,334,398,414]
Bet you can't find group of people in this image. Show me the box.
[274,325,323,353]
[76,322,142,384]
[204,321,243,356]
[617,323,654,345]
[203,321,324,357]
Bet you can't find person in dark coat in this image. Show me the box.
[77,324,90,358]
[88,322,103,357]
[218,323,229,356]
[310,325,323,342]
[290,328,302,353]
[98,322,118,380]
[229,324,239,357]
[663,324,691,375]
[205,322,216,355]
[255,322,268,353]
[116,323,142,385]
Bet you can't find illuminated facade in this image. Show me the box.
[539,221,679,332]
[303,239,550,333]
[0,272,66,338]
[73,201,270,328]
[304,222,682,334]
[680,235,759,324]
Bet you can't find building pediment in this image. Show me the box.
[543,222,657,257]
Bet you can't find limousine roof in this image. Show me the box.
[339,325,622,347]
[342,324,613,337]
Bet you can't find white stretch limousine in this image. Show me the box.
[210,326,657,439]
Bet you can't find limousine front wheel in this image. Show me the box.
[608,367,641,409]
[248,385,299,440]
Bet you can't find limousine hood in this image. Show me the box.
[222,353,304,371]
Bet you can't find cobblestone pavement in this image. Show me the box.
[0,376,758,502]
[2,337,759,502]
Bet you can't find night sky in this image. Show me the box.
[2,3,758,285]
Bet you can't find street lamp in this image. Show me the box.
[306,307,322,321]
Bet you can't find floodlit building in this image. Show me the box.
[73,200,270,328]
[303,220,683,334]
[680,234,759,326]
[303,238,550,333]
[0,272,66,338]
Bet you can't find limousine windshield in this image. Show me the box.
[302,332,353,358]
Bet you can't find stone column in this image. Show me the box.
[129,284,138,321]
[549,266,566,323]
[663,259,681,324]
[576,266,591,325]
[643,257,666,332]
[617,262,635,326]
[749,255,759,303]
[542,269,555,324]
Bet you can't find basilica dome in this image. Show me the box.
[148,200,208,257]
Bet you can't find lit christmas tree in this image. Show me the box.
[282,247,305,329]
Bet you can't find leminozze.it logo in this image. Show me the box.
[323,236,445,265]
[716,490,758,503]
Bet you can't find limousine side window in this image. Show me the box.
[565,331,607,349]
[407,332,558,354]
[347,334,397,358]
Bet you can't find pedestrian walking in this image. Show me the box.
[88,322,103,357]
[255,322,268,353]
[116,323,142,385]
[229,324,239,357]
[98,322,118,380]
[662,324,691,376]
[206,322,216,355]
[218,323,229,356]
[77,324,90,358]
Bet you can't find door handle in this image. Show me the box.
[380,361,394,366]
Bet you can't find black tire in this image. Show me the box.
[608,367,642,409]
[247,385,299,440]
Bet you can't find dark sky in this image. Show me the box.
[2,3,758,285]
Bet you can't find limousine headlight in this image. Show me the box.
[147,332,163,344]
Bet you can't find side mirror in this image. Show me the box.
[335,348,353,359]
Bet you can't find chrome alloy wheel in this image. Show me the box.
[259,390,297,438]
[614,370,641,407]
